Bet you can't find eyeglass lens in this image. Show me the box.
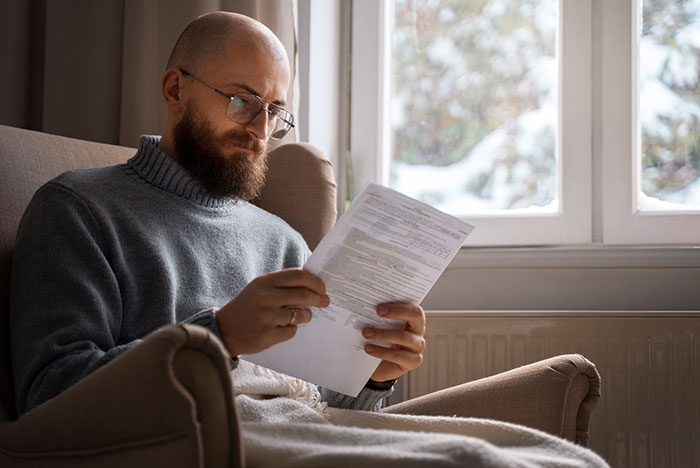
[226,94,293,140]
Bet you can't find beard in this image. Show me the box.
[172,103,268,200]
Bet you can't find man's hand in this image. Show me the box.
[215,268,330,356]
[363,303,426,384]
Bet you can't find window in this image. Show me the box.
[349,0,700,245]
[639,0,700,209]
[390,0,558,215]
[602,0,700,243]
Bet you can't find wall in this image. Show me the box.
[424,246,700,310]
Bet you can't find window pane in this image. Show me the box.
[639,0,700,210]
[390,0,558,214]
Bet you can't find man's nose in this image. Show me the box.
[243,109,270,140]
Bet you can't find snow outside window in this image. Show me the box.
[390,0,558,215]
[638,0,700,210]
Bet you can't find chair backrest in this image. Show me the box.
[0,125,336,420]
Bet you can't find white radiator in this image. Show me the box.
[396,311,700,468]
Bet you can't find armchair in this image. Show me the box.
[0,125,600,467]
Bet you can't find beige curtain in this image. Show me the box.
[0,0,297,148]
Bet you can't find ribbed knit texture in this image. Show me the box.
[9,136,390,416]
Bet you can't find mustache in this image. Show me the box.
[225,132,266,153]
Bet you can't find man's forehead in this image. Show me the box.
[204,47,289,102]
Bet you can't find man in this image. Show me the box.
[9,11,426,417]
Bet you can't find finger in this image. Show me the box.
[362,328,426,353]
[261,287,330,310]
[264,268,327,296]
[364,344,423,371]
[272,321,299,343]
[277,307,312,327]
[291,307,313,325]
[377,303,425,335]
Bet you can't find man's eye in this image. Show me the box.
[233,95,250,105]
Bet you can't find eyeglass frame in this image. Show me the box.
[178,68,295,140]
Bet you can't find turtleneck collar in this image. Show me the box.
[127,135,240,209]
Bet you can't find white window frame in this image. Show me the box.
[601,0,700,244]
[350,0,592,246]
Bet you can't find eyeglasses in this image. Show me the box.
[179,68,295,140]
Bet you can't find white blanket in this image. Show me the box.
[232,360,609,468]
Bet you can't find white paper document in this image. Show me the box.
[242,183,475,396]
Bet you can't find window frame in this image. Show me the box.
[601,0,700,244]
[350,0,592,246]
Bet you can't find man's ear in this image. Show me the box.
[161,68,184,111]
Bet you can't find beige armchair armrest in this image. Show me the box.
[0,324,242,468]
[382,354,600,446]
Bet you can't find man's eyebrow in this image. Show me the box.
[230,82,286,107]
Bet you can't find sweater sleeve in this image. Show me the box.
[9,183,140,415]
[183,308,239,370]
[318,385,394,412]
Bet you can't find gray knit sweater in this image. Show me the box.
[10,135,391,416]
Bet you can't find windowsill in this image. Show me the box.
[450,244,700,269]
[424,310,700,317]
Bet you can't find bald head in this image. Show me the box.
[166,11,288,73]
[158,12,290,178]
